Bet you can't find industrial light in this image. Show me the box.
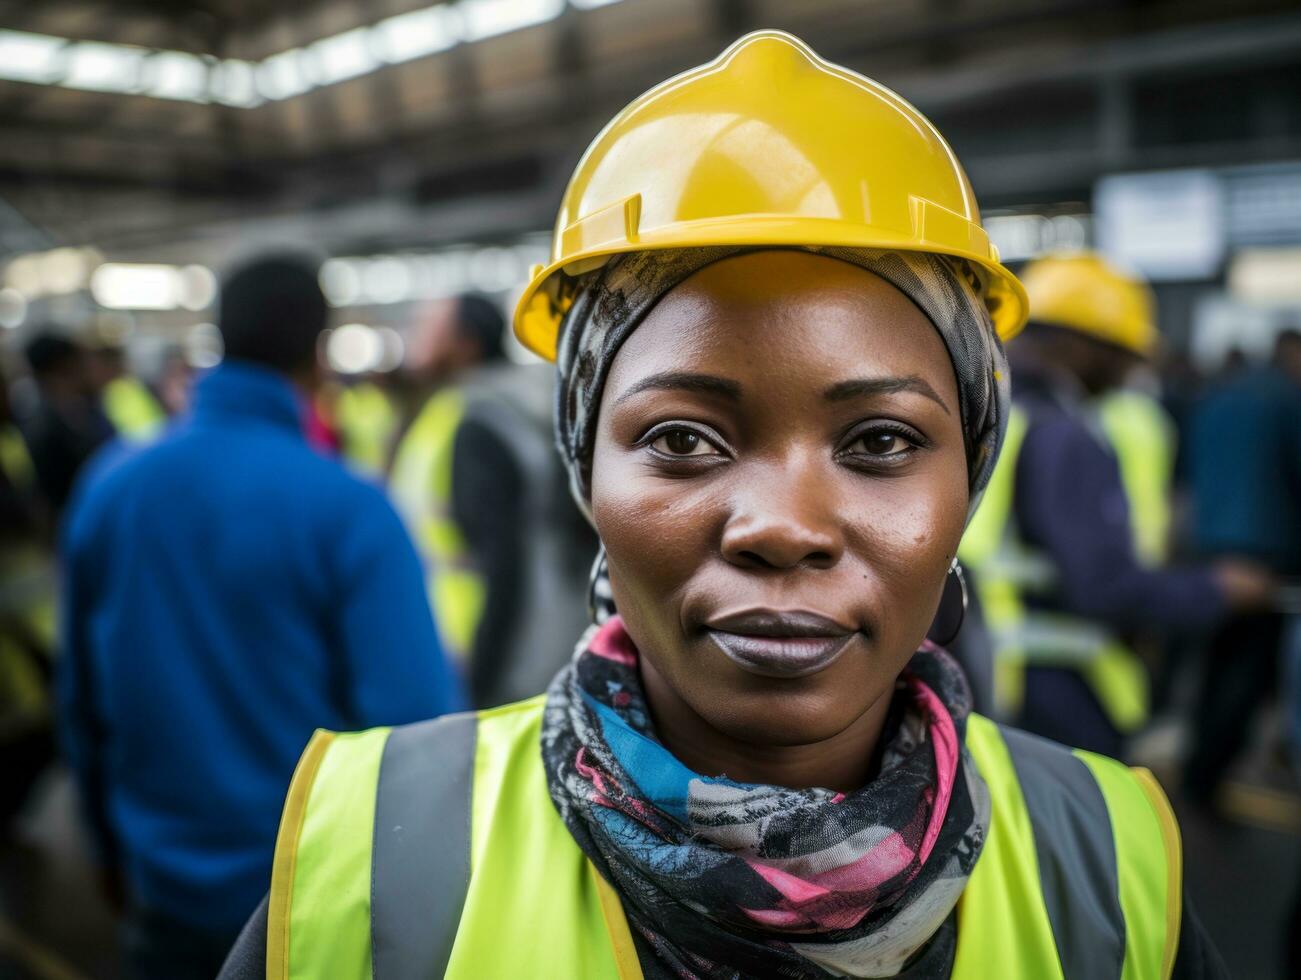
[0,30,66,85]
[91,264,180,310]
[143,51,208,102]
[460,0,565,42]
[177,264,218,310]
[373,6,462,63]
[62,41,146,94]
[0,2,626,105]
[210,60,261,107]
[326,323,384,374]
[307,27,379,86]
[256,48,312,101]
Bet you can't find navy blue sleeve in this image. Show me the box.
[1015,414,1225,634]
[332,481,467,727]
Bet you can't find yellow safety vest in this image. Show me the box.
[388,390,485,659]
[959,406,1153,733]
[0,424,55,718]
[1096,391,1176,567]
[334,383,400,478]
[102,376,166,443]
[268,696,1181,979]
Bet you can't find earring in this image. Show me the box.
[928,557,968,648]
[587,547,616,624]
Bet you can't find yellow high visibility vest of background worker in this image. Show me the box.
[959,252,1227,755]
[102,375,167,444]
[389,363,597,706]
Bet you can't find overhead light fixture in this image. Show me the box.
[210,59,261,107]
[307,27,379,86]
[373,6,462,63]
[142,51,208,102]
[460,0,565,42]
[0,1,626,105]
[62,41,146,94]
[256,48,312,101]
[326,323,384,374]
[0,30,66,85]
[177,264,217,310]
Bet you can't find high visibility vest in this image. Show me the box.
[959,406,1150,733]
[0,423,55,718]
[267,696,1181,980]
[388,368,595,704]
[335,382,400,478]
[1095,391,1175,567]
[388,388,484,659]
[102,376,166,443]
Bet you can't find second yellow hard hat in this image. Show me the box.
[513,30,1028,361]
[1020,252,1158,358]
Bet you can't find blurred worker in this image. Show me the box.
[92,344,168,444]
[389,294,596,707]
[58,252,465,980]
[331,375,400,476]
[19,331,114,515]
[1183,328,1301,804]
[960,252,1274,758]
[0,375,56,829]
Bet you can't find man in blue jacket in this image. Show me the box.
[58,253,466,980]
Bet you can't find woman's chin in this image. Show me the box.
[692,682,885,749]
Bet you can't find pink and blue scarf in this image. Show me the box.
[542,618,991,979]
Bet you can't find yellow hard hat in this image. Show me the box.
[513,30,1028,361]
[1020,252,1158,358]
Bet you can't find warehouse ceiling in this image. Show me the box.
[1,0,1300,263]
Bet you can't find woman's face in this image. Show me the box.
[591,251,969,750]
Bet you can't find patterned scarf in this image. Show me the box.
[542,618,992,979]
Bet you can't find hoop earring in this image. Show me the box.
[587,547,615,624]
[928,557,968,648]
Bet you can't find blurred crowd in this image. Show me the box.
[0,249,1298,978]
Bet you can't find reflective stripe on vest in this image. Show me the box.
[388,390,485,658]
[1096,391,1175,568]
[268,698,1180,979]
[958,405,1149,733]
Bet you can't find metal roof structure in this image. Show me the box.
[1,0,1299,265]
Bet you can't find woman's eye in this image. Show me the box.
[851,429,916,456]
[650,428,715,457]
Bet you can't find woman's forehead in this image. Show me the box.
[605,252,958,402]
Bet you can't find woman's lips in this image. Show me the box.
[703,609,857,679]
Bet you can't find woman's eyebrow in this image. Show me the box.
[823,376,952,415]
[613,371,742,406]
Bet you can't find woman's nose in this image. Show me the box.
[720,473,844,570]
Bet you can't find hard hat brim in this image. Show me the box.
[514,218,1028,362]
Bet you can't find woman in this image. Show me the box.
[222,31,1221,979]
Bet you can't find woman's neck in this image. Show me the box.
[639,656,895,794]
